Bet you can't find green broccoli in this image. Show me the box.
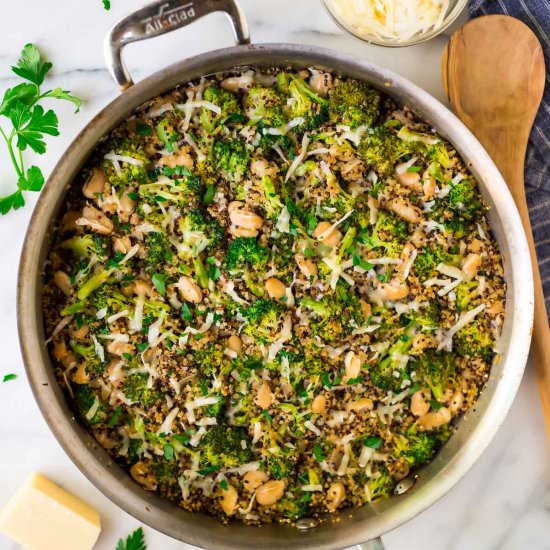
[199,424,252,469]
[224,237,269,273]
[366,467,395,501]
[300,286,365,343]
[101,138,149,187]
[60,234,109,259]
[69,341,105,373]
[455,319,494,362]
[145,232,174,266]
[244,86,285,127]
[405,301,441,328]
[370,332,414,391]
[200,85,241,131]
[328,79,381,129]
[212,138,250,182]
[267,452,297,480]
[258,175,284,218]
[448,179,483,220]
[358,209,407,258]
[277,73,329,130]
[156,116,180,153]
[123,372,161,407]
[359,126,419,177]
[193,343,228,376]
[258,128,294,160]
[177,209,224,259]
[414,245,462,280]
[73,386,107,425]
[410,350,457,400]
[77,267,113,301]
[455,281,479,311]
[239,299,283,343]
[394,430,441,467]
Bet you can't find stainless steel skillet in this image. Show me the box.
[17,1,534,548]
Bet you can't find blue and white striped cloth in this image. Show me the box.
[469,0,550,318]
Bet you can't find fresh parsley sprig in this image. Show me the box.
[116,527,147,550]
[0,43,81,215]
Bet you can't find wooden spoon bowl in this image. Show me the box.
[442,15,550,440]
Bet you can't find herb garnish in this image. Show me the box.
[116,527,146,550]
[0,44,80,214]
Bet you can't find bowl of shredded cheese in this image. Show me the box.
[322,0,467,47]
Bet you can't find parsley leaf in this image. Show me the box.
[103,0,111,10]
[11,43,52,86]
[151,273,168,297]
[116,527,147,550]
[363,436,382,449]
[0,44,80,214]
[2,373,17,383]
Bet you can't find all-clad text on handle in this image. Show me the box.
[104,0,250,91]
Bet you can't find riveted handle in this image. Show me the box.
[104,0,250,91]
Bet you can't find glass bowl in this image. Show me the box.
[322,0,467,47]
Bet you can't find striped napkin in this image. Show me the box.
[469,0,550,318]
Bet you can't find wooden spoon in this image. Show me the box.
[442,15,550,440]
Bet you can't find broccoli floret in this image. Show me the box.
[276,494,311,520]
[145,232,174,266]
[239,299,283,343]
[455,319,494,362]
[448,179,483,220]
[60,234,109,259]
[156,116,180,153]
[123,372,161,407]
[394,430,440,466]
[73,386,107,425]
[70,341,105,373]
[370,332,414,391]
[258,128,294,160]
[410,301,441,328]
[328,79,381,129]
[101,138,149,187]
[212,138,250,182]
[455,281,479,311]
[410,350,457,400]
[358,209,407,258]
[244,86,285,127]
[199,424,252,469]
[258,175,284,218]
[414,245,462,280]
[177,210,224,259]
[224,236,269,295]
[366,467,395,501]
[193,343,228,376]
[139,170,202,205]
[224,237,269,273]
[359,126,419,177]
[77,267,113,301]
[267,452,297,480]
[200,85,241,131]
[300,284,365,342]
[277,73,329,131]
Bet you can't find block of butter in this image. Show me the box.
[0,472,101,550]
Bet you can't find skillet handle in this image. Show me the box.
[104,0,250,91]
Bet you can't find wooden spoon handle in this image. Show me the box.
[486,150,550,440]
[515,189,550,438]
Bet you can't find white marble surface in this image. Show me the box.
[0,1,549,549]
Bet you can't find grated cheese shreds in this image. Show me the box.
[329,0,450,42]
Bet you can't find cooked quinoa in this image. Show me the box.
[42,67,506,525]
